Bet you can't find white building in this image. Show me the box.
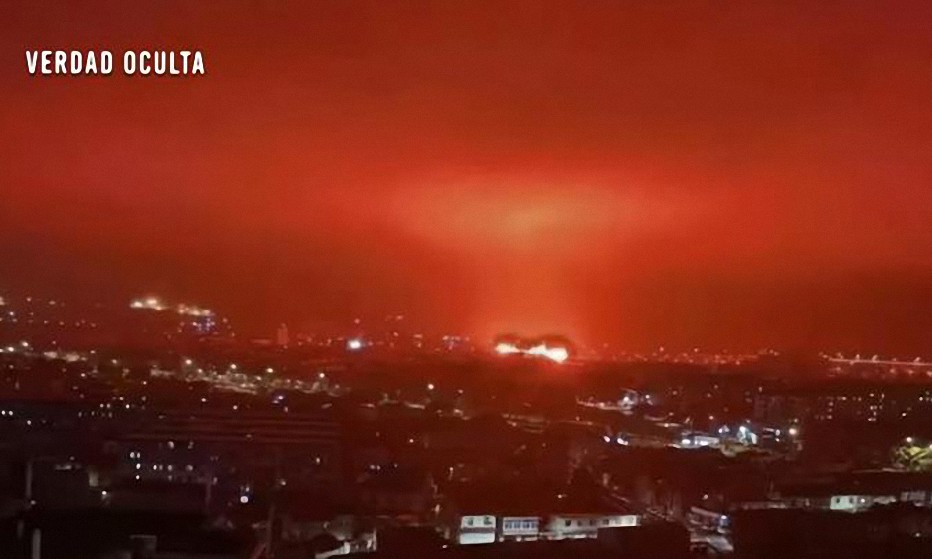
[455,514,497,545]
[829,494,896,512]
[500,516,540,541]
[544,513,639,539]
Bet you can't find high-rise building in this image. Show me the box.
[276,323,290,347]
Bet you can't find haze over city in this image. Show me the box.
[3,1,932,351]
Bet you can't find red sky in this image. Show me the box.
[2,1,932,352]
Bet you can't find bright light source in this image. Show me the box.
[495,342,521,355]
[347,338,364,351]
[130,296,168,311]
[527,343,569,363]
[239,495,249,504]
[495,340,569,363]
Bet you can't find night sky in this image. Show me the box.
[2,1,932,352]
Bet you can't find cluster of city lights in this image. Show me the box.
[129,296,214,317]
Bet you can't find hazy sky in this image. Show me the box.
[2,1,931,352]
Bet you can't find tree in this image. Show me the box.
[892,440,932,472]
